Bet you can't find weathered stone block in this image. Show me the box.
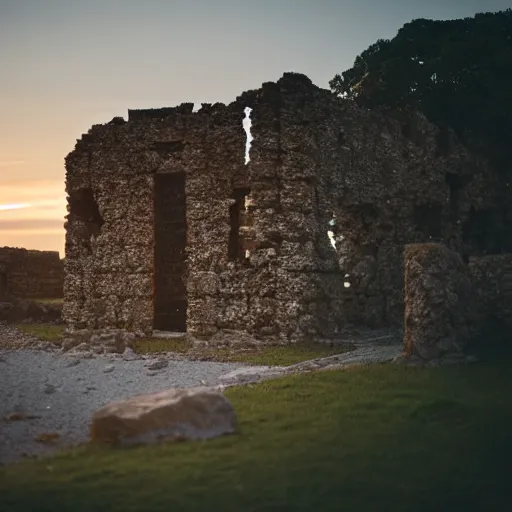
[404,243,473,360]
[90,387,236,446]
[0,247,63,299]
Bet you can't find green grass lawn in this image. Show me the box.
[15,323,65,345]
[132,336,352,366]
[1,347,511,512]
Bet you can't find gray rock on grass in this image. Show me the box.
[90,387,236,446]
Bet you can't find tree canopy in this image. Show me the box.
[330,10,512,169]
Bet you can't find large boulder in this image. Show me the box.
[90,387,236,446]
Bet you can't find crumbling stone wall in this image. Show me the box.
[64,72,503,346]
[0,247,64,299]
[403,243,474,360]
[402,244,512,361]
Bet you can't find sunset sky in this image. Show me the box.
[1,0,509,256]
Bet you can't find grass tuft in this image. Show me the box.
[131,337,353,366]
[15,323,65,345]
[32,298,64,306]
[132,336,191,354]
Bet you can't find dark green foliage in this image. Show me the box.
[330,10,512,169]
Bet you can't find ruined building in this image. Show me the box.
[0,247,63,300]
[64,72,508,345]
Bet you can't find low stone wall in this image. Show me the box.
[0,298,63,324]
[0,247,64,299]
[403,243,474,360]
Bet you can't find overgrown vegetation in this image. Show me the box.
[130,337,353,366]
[330,9,512,171]
[33,298,64,306]
[1,349,511,511]
[15,323,65,345]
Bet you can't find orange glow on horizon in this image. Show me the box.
[0,179,67,254]
[0,203,32,211]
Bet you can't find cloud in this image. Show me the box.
[0,203,31,211]
[0,160,26,167]
[0,182,66,209]
[0,218,65,230]
[0,198,66,213]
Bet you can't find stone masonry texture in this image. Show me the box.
[63,72,509,346]
[403,245,512,360]
[0,247,63,299]
[403,243,474,359]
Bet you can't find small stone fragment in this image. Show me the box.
[44,384,56,394]
[35,432,60,444]
[4,412,41,422]
[122,347,141,361]
[70,342,90,352]
[61,338,79,352]
[103,364,115,373]
[146,359,168,371]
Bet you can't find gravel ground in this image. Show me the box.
[0,347,246,466]
[0,323,405,466]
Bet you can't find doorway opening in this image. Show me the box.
[153,173,187,332]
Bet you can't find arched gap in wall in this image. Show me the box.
[69,188,104,254]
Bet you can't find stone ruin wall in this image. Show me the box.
[0,247,64,299]
[403,243,512,361]
[403,243,474,360]
[64,73,503,344]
